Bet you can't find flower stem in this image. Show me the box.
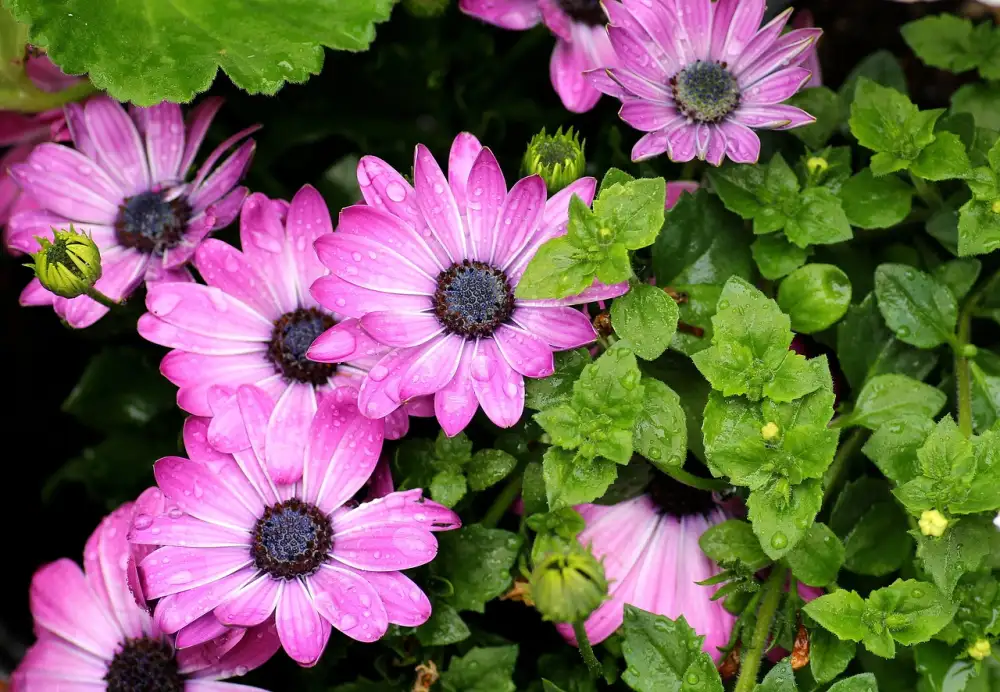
[955,268,1000,438]
[909,173,942,209]
[734,567,788,692]
[85,286,121,309]
[573,620,602,678]
[662,466,730,493]
[823,428,867,505]
[480,471,523,529]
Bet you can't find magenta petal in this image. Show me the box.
[310,274,431,322]
[735,104,814,131]
[91,509,147,639]
[59,250,147,328]
[739,27,822,88]
[491,174,547,268]
[539,0,572,40]
[286,185,333,300]
[186,622,280,682]
[587,68,629,99]
[19,278,55,307]
[174,614,244,652]
[550,40,602,114]
[434,348,479,437]
[179,97,224,175]
[146,283,273,340]
[682,0,713,58]
[30,559,121,658]
[183,417,232,465]
[447,132,483,212]
[719,121,761,164]
[743,66,812,104]
[152,566,255,633]
[331,524,438,571]
[617,0,682,65]
[140,545,252,601]
[335,489,461,533]
[188,140,255,213]
[310,565,389,642]
[608,26,668,84]
[129,512,248,548]
[711,0,766,64]
[493,324,555,378]
[11,161,118,224]
[471,338,524,428]
[512,305,596,349]
[266,382,318,484]
[666,181,700,210]
[356,569,432,627]
[24,142,123,208]
[620,99,677,132]
[194,239,278,318]
[731,8,793,76]
[276,580,330,667]
[606,66,671,104]
[398,333,465,401]
[140,102,185,182]
[139,315,263,356]
[459,0,542,29]
[315,231,437,296]
[16,635,110,683]
[215,575,282,627]
[231,385,283,504]
[153,456,260,529]
[335,204,443,275]
[465,147,507,263]
[413,143,467,262]
[699,124,727,166]
[239,193,298,313]
[666,122,698,162]
[357,348,417,419]
[63,102,98,159]
[360,311,444,348]
[84,97,150,197]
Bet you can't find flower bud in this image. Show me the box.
[760,421,780,441]
[992,200,1000,215]
[968,638,991,661]
[918,509,949,538]
[522,127,586,194]
[530,546,607,623]
[806,156,828,175]
[27,227,102,298]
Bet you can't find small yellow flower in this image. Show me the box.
[968,639,991,661]
[806,157,829,175]
[760,422,780,441]
[918,509,949,537]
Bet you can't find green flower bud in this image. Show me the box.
[529,546,607,623]
[522,127,586,194]
[27,226,102,298]
[401,0,449,18]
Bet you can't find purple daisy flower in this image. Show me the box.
[460,0,616,112]
[793,10,823,88]
[6,95,257,328]
[555,476,735,657]
[139,187,424,485]
[308,133,628,436]
[130,385,460,667]
[590,0,820,164]
[12,499,278,692]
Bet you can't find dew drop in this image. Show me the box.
[770,532,788,550]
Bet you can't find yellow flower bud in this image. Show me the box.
[761,422,780,441]
[968,639,991,661]
[992,200,1000,214]
[529,547,607,623]
[918,509,949,537]
[806,157,829,175]
[27,226,102,298]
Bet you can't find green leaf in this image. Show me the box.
[593,458,653,506]
[827,674,879,692]
[435,432,473,463]
[542,448,618,510]
[416,603,470,646]
[692,277,822,401]
[755,661,796,692]
[543,682,567,692]
[517,235,597,300]
[868,579,956,646]
[840,169,914,229]
[971,361,1000,433]
[874,263,959,349]
[600,167,635,192]
[430,466,467,508]
[433,525,522,613]
[747,479,824,559]
[611,283,679,360]
[526,349,590,411]
[933,258,982,300]
[913,516,993,596]
[593,178,666,249]
[6,0,394,105]
[902,15,979,73]
[849,79,941,170]
[698,519,772,571]
[804,589,869,642]
[810,628,857,684]
[777,264,852,334]
[522,461,548,515]
[467,450,518,491]
[951,82,1000,131]
[787,87,843,149]
[440,646,518,692]
[839,52,909,124]
[632,378,686,471]
[785,523,844,587]
[752,234,810,281]
[785,187,853,247]
[957,198,1000,257]
[843,501,913,576]
[910,132,971,181]
[620,605,724,692]
[844,374,947,430]
[862,416,936,484]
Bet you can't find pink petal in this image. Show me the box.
[194,239,279,318]
[58,250,147,328]
[334,489,461,533]
[141,546,252,601]
[336,204,443,275]
[152,566,255,633]
[357,348,420,419]
[550,40,602,114]
[146,283,273,340]
[183,417,231,464]
[237,193,297,313]
[471,338,524,428]
[719,120,761,164]
[276,580,331,666]
[681,0,714,59]
[465,147,507,263]
[266,382,318,484]
[731,8,793,76]
[305,318,383,363]
[140,102,185,182]
[331,524,438,571]
[738,27,822,88]
[710,0,766,64]
[666,121,698,162]
[398,334,465,401]
[84,97,150,196]
[354,569,432,627]
[539,0,572,41]
[620,99,677,132]
[10,161,118,224]
[493,324,555,377]
[491,174,547,268]
[512,305,596,349]
[160,349,270,393]
[189,124,261,193]
[315,232,437,296]
[587,68,629,99]
[608,26,668,84]
[618,0,684,66]
[153,456,260,529]
[606,66,671,104]
[230,385,283,504]
[174,613,233,649]
[179,97,224,175]
[188,140,256,213]
[310,273,432,321]
[30,559,122,658]
[14,635,108,683]
[140,315,263,357]
[459,0,542,29]
[23,143,123,209]
[447,133,483,212]
[185,622,280,682]
[413,144,466,262]
[19,277,55,307]
[733,104,814,130]
[215,575,283,627]
[435,347,479,436]
[630,128,671,162]
[743,66,812,104]
[666,181,699,210]
[518,278,630,307]
[360,311,444,348]
[129,512,249,548]
[310,565,389,642]
[699,124,727,166]
[286,184,333,303]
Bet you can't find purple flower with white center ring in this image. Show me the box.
[6,95,257,328]
[139,186,426,484]
[460,0,617,112]
[308,133,628,437]
[589,0,821,164]
[130,385,460,667]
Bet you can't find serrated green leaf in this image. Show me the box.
[433,525,522,613]
[787,87,843,149]
[957,198,1000,257]
[542,447,618,510]
[914,516,993,596]
[517,233,597,300]
[526,349,591,411]
[522,461,548,515]
[777,263,852,333]
[430,466,467,508]
[467,450,518,491]
[910,132,971,181]
[845,374,946,430]
[7,0,394,105]
[755,661,796,692]
[747,479,824,559]
[952,82,1000,131]
[843,501,912,576]
[416,602,470,646]
[827,674,879,692]
[699,519,772,571]
[862,416,936,484]
[868,579,956,646]
[600,167,635,192]
[933,258,982,300]
[633,378,686,471]
[611,283,679,360]
[874,263,958,349]
[902,15,979,73]
[752,233,810,281]
[440,645,518,692]
[810,628,857,684]
[785,187,853,247]
[593,178,666,249]
[785,522,844,587]
[620,606,723,692]
[840,169,914,229]
[850,79,939,166]
[805,589,869,642]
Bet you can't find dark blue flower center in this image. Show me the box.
[268,307,337,385]
[671,61,741,124]
[556,0,605,26]
[251,498,333,579]
[648,470,717,517]
[104,637,184,692]
[114,191,191,255]
[434,260,515,338]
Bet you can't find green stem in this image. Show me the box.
[85,286,121,309]
[480,472,524,529]
[573,621,602,678]
[910,173,942,209]
[955,269,1000,438]
[823,428,867,505]
[734,568,788,692]
[663,466,730,493]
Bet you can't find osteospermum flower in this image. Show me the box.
[555,475,735,657]
[139,187,422,484]
[309,133,628,435]
[460,0,616,112]
[590,0,820,164]
[6,95,257,327]
[12,499,278,691]
[130,385,460,667]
